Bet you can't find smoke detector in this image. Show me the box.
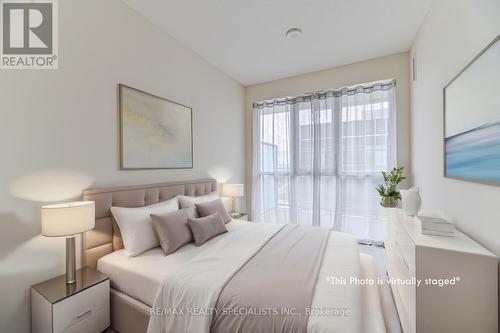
[285,28,302,39]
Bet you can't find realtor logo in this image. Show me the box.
[1,0,58,69]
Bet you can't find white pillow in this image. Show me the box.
[178,191,219,217]
[110,197,179,257]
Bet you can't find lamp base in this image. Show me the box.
[233,197,242,215]
[66,236,76,284]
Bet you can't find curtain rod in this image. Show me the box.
[253,79,396,109]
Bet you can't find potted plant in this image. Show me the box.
[377,166,406,208]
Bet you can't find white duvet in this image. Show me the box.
[147,222,384,333]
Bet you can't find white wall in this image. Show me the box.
[0,0,245,331]
[410,0,500,260]
[245,52,411,213]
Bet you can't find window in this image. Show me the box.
[252,80,395,242]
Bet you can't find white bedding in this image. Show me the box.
[147,221,285,333]
[146,222,384,333]
[99,220,386,333]
[97,219,249,306]
[307,230,363,333]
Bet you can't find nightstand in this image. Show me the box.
[230,213,248,221]
[31,267,110,333]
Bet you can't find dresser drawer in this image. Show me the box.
[53,280,109,333]
[396,225,416,273]
[387,246,416,333]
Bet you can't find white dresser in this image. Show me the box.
[385,208,498,333]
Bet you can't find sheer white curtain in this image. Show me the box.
[251,80,396,242]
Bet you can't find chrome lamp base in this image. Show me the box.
[66,235,76,284]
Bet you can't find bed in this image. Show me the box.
[82,179,387,333]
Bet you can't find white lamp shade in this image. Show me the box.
[223,184,244,197]
[41,201,95,237]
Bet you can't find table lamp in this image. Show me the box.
[41,201,95,284]
[222,184,244,215]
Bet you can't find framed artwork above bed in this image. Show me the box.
[119,84,193,170]
[444,35,500,186]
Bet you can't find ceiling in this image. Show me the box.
[122,0,433,86]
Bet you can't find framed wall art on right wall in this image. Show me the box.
[444,34,500,186]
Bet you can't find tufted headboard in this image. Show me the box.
[81,179,217,268]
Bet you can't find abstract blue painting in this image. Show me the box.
[444,35,500,185]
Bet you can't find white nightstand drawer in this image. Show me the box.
[60,303,109,333]
[53,280,109,333]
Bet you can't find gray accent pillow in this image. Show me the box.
[150,208,194,255]
[178,192,219,218]
[187,213,228,246]
[195,199,232,223]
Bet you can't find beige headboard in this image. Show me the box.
[81,178,217,268]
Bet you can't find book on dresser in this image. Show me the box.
[416,215,455,237]
[384,208,498,333]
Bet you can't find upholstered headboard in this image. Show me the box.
[81,179,217,268]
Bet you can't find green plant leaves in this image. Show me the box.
[377,166,405,201]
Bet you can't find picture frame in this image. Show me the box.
[118,84,193,170]
[443,35,500,186]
